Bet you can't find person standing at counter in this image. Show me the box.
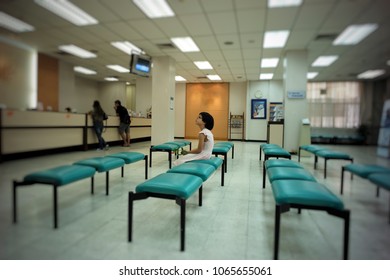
[90,100,109,151]
[114,100,131,147]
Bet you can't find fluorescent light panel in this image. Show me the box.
[261,58,279,68]
[105,77,119,81]
[175,76,186,81]
[74,66,96,75]
[311,55,338,67]
[357,69,385,79]
[207,75,221,81]
[0,12,35,32]
[171,37,200,52]
[111,41,142,55]
[259,73,274,80]
[333,23,378,45]
[34,0,98,26]
[307,72,318,79]
[106,65,129,73]
[133,0,174,18]
[263,30,290,48]
[194,61,213,70]
[268,0,302,8]
[59,45,96,58]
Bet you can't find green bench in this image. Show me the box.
[271,179,350,259]
[298,144,326,162]
[340,163,390,195]
[262,159,304,189]
[368,173,390,223]
[314,150,353,178]
[128,173,204,251]
[190,157,225,186]
[149,142,181,169]
[259,144,281,161]
[212,145,231,173]
[73,157,125,195]
[106,152,148,179]
[12,165,96,228]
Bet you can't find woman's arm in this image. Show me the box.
[183,133,206,155]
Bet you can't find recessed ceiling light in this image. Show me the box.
[74,66,96,75]
[106,65,129,73]
[263,30,290,48]
[261,58,279,68]
[311,55,338,67]
[307,72,318,79]
[268,0,302,8]
[0,11,35,32]
[59,45,97,58]
[175,76,186,82]
[207,75,221,81]
[111,41,142,55]
[259,73,274,80]
[171,37,200,52]
[357,69,385,79]
[105,77,119,81]
[333,23,378,45]
[133,0,174,18]
[34,0,98,26]
[194,61,213,70]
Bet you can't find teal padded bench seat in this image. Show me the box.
[260,144,281,160]
[190,157,225,186]
[73,157,125,195]
[212,145,232,173]
[266,167,316,187]
[214,142,234,159]
[263,148,291,164]
[262,159,304,189]
[13,165,96,228]
[128,173,204,251]
[368,173,390,223]
[271,179,350,260]
[298,145,326,162]
[167,161,222,186]
[340,164,390,194]
[173,140,192,150]
[106,152,148,179]
[314,149,353,178]
[149,142,181,169]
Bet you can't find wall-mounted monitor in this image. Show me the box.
[130,54,151,77]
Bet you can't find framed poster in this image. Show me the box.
[251,99,267,119]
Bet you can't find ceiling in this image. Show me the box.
[1,0,389,83]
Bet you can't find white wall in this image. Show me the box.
[175,83,186,138]
[229,82,247,115]
[135,75,152,117]
[246,80,284,141]
[0,37,37,110]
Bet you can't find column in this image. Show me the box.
[283,50,309,153]
[151,56,176,145]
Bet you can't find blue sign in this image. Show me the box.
[287,91,306,99]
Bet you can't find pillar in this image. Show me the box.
[283,50,308,153]
[151,56,176,145]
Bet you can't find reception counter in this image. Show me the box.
[0,109,151,162]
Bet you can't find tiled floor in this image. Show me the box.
[0,141,389,260]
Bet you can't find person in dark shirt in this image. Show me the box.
[90,100,109,151]
[114,100,131,147]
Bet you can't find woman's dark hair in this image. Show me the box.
[200,112,214,130]
[93,100,104,115]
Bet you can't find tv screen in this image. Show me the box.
[130,54,151,77]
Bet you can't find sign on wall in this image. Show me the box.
[287,90,306,99]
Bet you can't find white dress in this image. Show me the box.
[173,128,214,166]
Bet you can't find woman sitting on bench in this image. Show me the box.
[173,112,214,166]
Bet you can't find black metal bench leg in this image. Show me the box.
[54,185,58,229]
[12,182,17,224]
[314,155,318,169]
[298,148,301,162]
[343,211,350,260]
[221,161,225,186]
[128,192,133,242]
[149,148,153,168]
[180,199,186,251]
[274,205,281,260]
[144,155,148,179]
[262,164,266,189]
[324,159,328,178]
[106,171,109,195]
[121,166,124,178]
[168,152,172,169]
[340,167,345,195]
[91,177,94,194]
[199,186,203,206]
[232,145,234,159]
